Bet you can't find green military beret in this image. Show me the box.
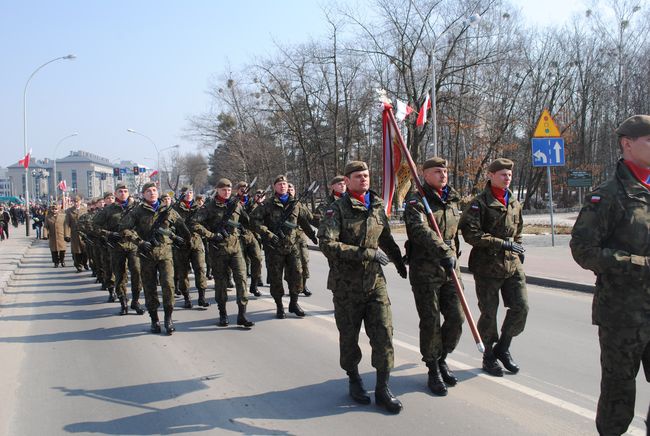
[114,182,128,191]
[180,184,193,194]
[343,161,369,177]
[488,158,514,173]
[329,175,345,186]
[236,181,248,189]
[141,182,157,193]
[216,178,232,188]
[103,191,115,199]
[615,115,650,137]
[274,175,288,185]
[423,157,447,170]
[195,194,205,201]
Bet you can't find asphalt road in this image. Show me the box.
[0,240,647,435]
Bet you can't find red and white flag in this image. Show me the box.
[395,99,414,122]
[416,94,432,127]
[58,180,68,192]
[382,102,403,216]
[150,170,159,177]
[18,149,32,168]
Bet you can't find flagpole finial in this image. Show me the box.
[376,88,391,104]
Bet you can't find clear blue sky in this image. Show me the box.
[1,0,584,169]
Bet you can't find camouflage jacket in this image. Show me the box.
[119,201,189,261]
[172,199,204,250]
[251,194,315,255]
[318,190,403,292]
[92,198,139,251]
[76,210,97,244]
[313,193,339,228]
[404,184,462,285]
[235,195,259,244]
[570,159,650,327]
[458,181,524,278]
[190,198,249,256]
[64,206,87,254]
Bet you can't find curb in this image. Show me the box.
[0,237,37,296]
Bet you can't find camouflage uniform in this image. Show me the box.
[94,197,143,315]
[77,209,98,276]
[238,195,263,295]
[172,199,209,308]
[293,202,316,295]
[570,159,650,436]
[120,198,190,334]
[251,192,316,317]
[458,179,528,373]
[64,206,88,271]
[93,206,115,296]
[404,182,465,392]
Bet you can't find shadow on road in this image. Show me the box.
[0,321,147,343]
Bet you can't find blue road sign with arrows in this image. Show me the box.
[531,137,565,167]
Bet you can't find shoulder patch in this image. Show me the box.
[470,203,480,211]
[325,209,335,217]
[590,195,601,203]
[408,199,418,205]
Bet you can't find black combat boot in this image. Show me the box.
[288,294,305,317]
[493,335,520,374]
[130,299,145,315]
[438,352,458,386]
[236,303,255,328]
[119,296,129,316]
[274,296,286,319]
[149,310,161,334]
[426,362,448,396]
[375,370,402,414]
[482,344,504,377]
[107,288,116,303]
[181,290,193,309]
[302,278,312,297]
[347,369,371,404]
[217,303,229,326]
[58,251,66,267]
[257,278,264,287]
[163,307,175,335]
[249,282,261,297]
[197,289,210,307]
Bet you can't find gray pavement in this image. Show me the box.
[0,224,36,295]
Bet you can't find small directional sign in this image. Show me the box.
[531,137,565,167]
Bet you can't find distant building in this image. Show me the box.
[0,168,12,197]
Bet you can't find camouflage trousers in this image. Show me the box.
[266,248,303,299]
[298,237,310,279]
[240,235,262,283]
[100,245,114,288]
[473,267,528,345]
[72,252,87,270]
[91,243,104,282]
[211,251,248,306]
[332,284,394,373]
[140,256,174,311]
[111,248,142,301]
[596,324,650,436]
[174,247,208,292]
[412,280,465,364]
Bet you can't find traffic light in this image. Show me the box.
[133,166,140,175]
[113,167,120,177]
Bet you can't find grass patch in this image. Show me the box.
[523,224,573,235]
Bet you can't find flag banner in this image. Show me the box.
[58,180,68,192]
[395,99,414,122]
[416,94,431,127]
[382,102,403,216]
[150,170,159,177]
[18,149,32,169]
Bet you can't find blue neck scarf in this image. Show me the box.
[150,200,160,212]
[120,199,129,209]
[278,193,290,204]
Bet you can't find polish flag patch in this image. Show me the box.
[590,195,601,203]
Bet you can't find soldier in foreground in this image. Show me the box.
[404,157,465,396]
[120,183,190,335]
[570,115,650,436]
[318,161,407,414]
[458,158,528,377]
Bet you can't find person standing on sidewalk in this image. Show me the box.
[458,158,528,377]
[318,161,408,414]
[44,204,68,267]
[570,114,650,436]
[404,157,465,396]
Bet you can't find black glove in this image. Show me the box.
[211,233,224,244]
[395,261,407,278]
[64,236,71,242]
[374,250,390,266]
[107,232,121,243]
[173,235,185,246]
[220,228,230,239]
[269,234,280,245]
[439,256,457,273]
[502,240,525,254]
[518,253,525,264]
[276,229,286,240]
[139,241,153,254]
[309,235,318,245]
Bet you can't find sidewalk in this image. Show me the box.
[0,224,36,295]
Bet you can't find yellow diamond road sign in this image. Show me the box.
[533,109,561,137]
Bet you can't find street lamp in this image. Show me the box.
[52,132,78,204]
[23,54,76,236]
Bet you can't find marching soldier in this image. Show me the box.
[318,161,408,414]
[64,195,88,272]
[190,178,254,327]
[251,175,316,319]
[93,192,116,301]
[313,175,346,227]
[196,194,214,281]
[44,204,68,268]
[570,115,650,436]
[235,181,263,297]
[119,182,191,335]
[287,182,317,297]
[404,157,465,396]
[94,183,144,316]
[77,199,99,278]
[458,158,528,377]
[172,185,209,308]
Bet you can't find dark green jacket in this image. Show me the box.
[458,181,524,278]
[570,159,650,327]
[172,199,204,251]
[93,198,138,251]
[190,198,248,256]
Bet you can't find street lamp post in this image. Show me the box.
[52,132,78,204]
[127,129,178,187]
[23,54,76,236]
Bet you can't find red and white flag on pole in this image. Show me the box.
[382,102,403,216]
[18,149,32,168]
[394,99,414,122]
[150,170,159,177]
[58,180,68,192]
[416,94,431,127]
